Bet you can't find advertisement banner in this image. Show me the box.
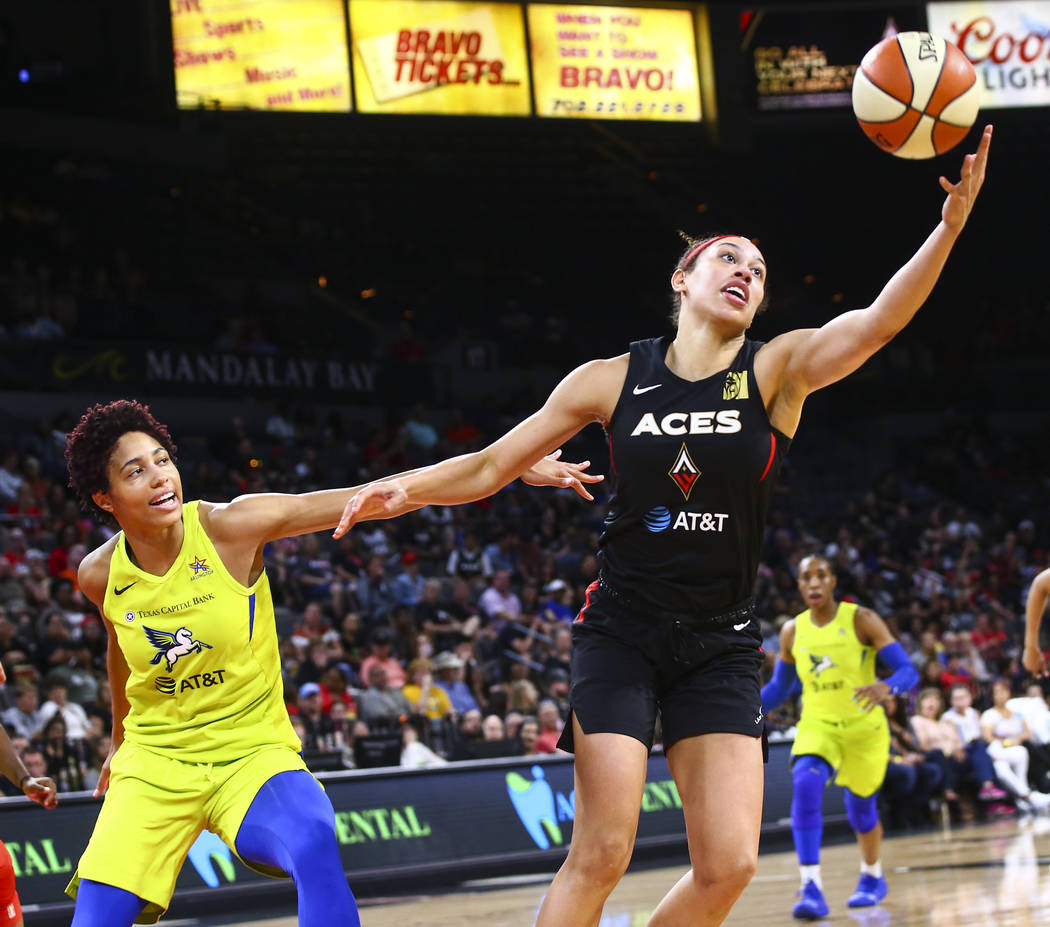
[171,0,351,111]
[742,6,924,111]
[0,341,380,398]
[349,1,531,115]
[7,743,839,915]
[527,4,702,121]
[927,1,1050,108]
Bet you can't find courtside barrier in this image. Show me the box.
[2,740,842,923]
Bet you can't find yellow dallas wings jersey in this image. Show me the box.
[103,501,298,764]
[791,601,884,728]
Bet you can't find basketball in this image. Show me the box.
[851,31,979,159]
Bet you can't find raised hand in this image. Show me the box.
[941,124,992,231]
[521,449,604,501]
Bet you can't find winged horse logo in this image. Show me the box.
[143,626,213,672]
[809,653,835,677]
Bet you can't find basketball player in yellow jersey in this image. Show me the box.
[761,555,918,920]
[62,399,599,927]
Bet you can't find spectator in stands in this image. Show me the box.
[338,611,366,676]
[940,682,1004,802]
[356,555,397,626]
[358,627,405,688]
[357,665,411,731]
[432,651,479,716]
[35,611,75,672]
[415,578,461,654]
[295,641,332,689]
[910,630,942,670]
[34,713,85,792]
[507,678,539,716]
[481,714,505,741]
[980,678,1050,811]
[535,700,564,754]
[479,570,521,625]
[446,531,492,581]
[518,716,540,756]
[291,534,337,604]
[393,552,425,606]
[2,683,45,739]
[48,643,99,706]
[882,694,944,829]
[290,602,332,651]
[545,669,572,720]
[544,627,572,679]
[910,688,969,802]
[319,667,356,718]
[403,658,452,721]
[401,718,447,769]
[38,679,90,740]
[295,682,336,752]
[541,579,575,625]
[20,746,49,787]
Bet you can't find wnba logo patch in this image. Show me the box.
[668,444,701,500]
[723,371,748,400]
[155,676,177,696]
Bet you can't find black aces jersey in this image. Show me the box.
[599,336,790,618]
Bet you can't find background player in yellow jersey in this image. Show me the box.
[762,555,918,919]
[62,399,598,927]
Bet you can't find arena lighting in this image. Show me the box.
[17,69,29,83]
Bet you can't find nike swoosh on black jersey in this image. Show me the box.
[114,582,136,595]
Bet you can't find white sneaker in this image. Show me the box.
[1027,791,1050,812]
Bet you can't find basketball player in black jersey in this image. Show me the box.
[336,125,992,927]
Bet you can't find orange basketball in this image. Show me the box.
[851,31,979,159]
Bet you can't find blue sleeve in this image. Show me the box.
[761,659,800,714]
[878,641,919,695]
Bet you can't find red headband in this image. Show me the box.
[680,234,743,269]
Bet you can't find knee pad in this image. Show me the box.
[844,790,880,834]
[791,755,832,830]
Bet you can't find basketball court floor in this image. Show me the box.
[188,816,1050,926]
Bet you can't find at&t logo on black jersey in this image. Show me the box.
[644,506,729,533]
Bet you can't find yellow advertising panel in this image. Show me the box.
[171,0,351,112]
[528,4,701,121]
[349,1,531,115]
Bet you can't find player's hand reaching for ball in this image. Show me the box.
[521,449,604,500]
[941,124,992,232]
[23,775,58,809]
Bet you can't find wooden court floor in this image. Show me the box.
[202,817,1050,926]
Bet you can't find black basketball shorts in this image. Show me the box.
[557,581,765,753]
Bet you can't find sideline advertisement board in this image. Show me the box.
[349,1,531,114]
[527,4,702,121]
[927,1,1050,109]
[7,742,839,917]
[171,0,351,111]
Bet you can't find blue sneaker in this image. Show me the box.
[792,880,829,919]
[847,873,888,907]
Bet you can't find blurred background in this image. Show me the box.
[0,0,1049,919]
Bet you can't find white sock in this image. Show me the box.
[800,864,822,889]
[861,860,883,878]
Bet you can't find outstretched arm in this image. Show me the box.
[0,664,57,808]
[761,621,798,713]
[1024,568,1050,677]
[760,125,993,433]
[334,355,626,536]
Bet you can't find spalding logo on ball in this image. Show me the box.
[852,31,979,159]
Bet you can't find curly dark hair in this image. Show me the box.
[670,232,770,326]
[65,400,177,522]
